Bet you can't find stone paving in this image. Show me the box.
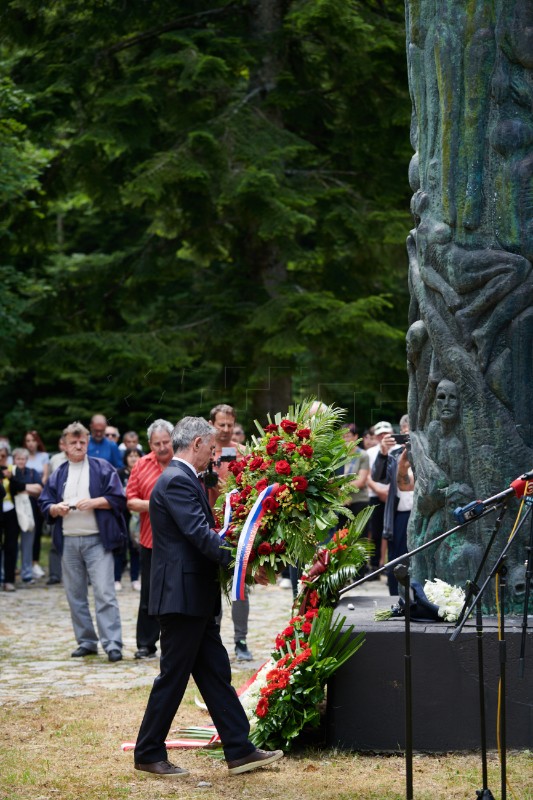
[0,572,388,706]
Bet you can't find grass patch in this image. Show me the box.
[1,682,532,800]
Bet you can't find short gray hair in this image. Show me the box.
[63,421,90,438]
[399,414,410,432]
[172,417,214,452]
[12,447,30,460]
[147,419,174,441]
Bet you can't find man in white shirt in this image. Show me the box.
[39,422,127,661]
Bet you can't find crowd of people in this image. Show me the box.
[0,408,413,777]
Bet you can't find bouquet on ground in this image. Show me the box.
[375,577,465,623]
[245,607,364,751]
[238,513,371,751]
[217,399,357,596]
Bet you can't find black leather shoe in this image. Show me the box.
[71,646,97,658]
[108,649,123,662]
[134,760,189,777]
[134,647,157,659]
[227,748,283,775]
[46,577,61,585]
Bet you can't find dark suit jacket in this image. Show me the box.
[148,459,231,618]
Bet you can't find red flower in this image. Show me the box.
[249,548,257,562]
[255,478,268,493]
[298,444,314,458]
[292,475,308,492]
[275,635,285,649]
[308,589,319,608]
[277,653,290,667]
[273,541,286,554]
[235,473,243,485]
[290,639,297,651]
[305,609,319,620]
[257,542,272,555]
[228,460,243,475]
[276,670,290,688]
[266,436,282,455]
[264,423,279,433]
[256,697,269,718]
[230,493,241,507]
[260,459,272,471]
[301,621,312,635]
[240,486,252,500]
[234,504,247,519]
[282,625,294,637]
[282,441,297,453]
[262,496,280,514]
[280,419,298,434]
[248,456,263,471]
[275,460,291,476]
[296,427,311,439]
[274,483,289,496]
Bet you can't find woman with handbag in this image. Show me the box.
[10,448,43,584]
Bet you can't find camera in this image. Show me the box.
[391,433,410,445]
[200,447,238,489]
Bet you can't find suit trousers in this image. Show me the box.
[134,613,255,764]
[136,545,160,652]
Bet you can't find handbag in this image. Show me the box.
[14,492,35,533]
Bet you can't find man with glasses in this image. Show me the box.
[39,422,127,662]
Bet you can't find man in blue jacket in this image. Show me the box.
[134,416,283,777]
[39,421,127,662]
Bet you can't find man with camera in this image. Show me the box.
[371,414,414,595]
[203,403,253,662]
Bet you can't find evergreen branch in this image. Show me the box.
[103,3,240,56]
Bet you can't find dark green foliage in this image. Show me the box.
[0,0,411,445]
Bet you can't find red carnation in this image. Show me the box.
[290,639,297,651]
[283,441,297,453]
[256,697,269,718]
[305,609,319,620]
[280,419,298,434]
[264,423,279,433]
[255,478,268,492]
[262,496,280,514]
[275,460,291,476]
[292,475,309,492]
[301,621,312,634]
[298,444,314,458]
[275,635,285,649]
[257,542,272,555]
[296,427,311,439]
[273,541,286,553]
[282,625,294,637]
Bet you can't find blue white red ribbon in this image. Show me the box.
[231,483,279,601]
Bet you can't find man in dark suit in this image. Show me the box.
[134,416,283,778]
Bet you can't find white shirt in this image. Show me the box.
[62,458,99,536]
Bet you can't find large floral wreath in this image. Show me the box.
[216,399,357,595]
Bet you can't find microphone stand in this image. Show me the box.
[338,501,511,800]
[450,500,533,800]
[394,564,413,800]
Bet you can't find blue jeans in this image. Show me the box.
[19,528,35,581]
[61,534,122,653]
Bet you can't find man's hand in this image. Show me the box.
[380,433,396,455]
[51,502,71,517]
[253,565,269,586]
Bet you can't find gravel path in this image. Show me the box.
[0,572,387,705]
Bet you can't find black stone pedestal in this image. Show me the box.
[327,594,533,751]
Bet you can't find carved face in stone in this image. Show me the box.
[435,379,460,423]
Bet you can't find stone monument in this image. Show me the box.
[404,0,533,610]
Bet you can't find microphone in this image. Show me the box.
[453,475,533,524]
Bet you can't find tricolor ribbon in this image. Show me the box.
[231,482,279,601]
